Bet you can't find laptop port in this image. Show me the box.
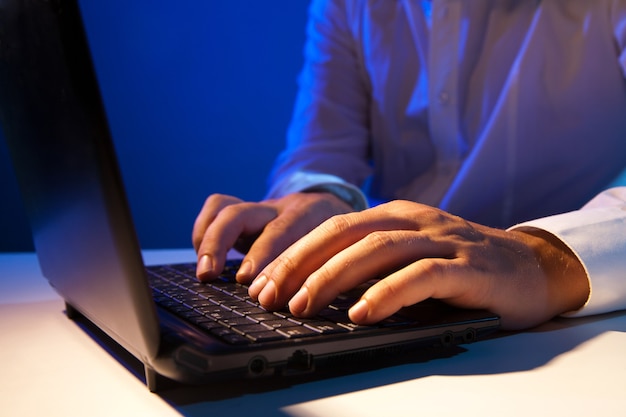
[283,349,314,375]
[440,331,454,347]
[248,356,267,376]
[463,328,477,343]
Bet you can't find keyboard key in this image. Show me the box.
[231,323,282,339]
[276,326,320,339]
[303,321,350,334]
[210,327,250,345]
[247,313,281,323]
[336,321,374,332]
[245,331,286,343]
[221,334,251,345]
[218,316,255,328]
[194,305,224,316]
[260,319,297,330]
[195,320,222,332]
[232,306,267,316]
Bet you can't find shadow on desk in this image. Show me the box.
[72,308,626,416]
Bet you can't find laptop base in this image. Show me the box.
[64,300,491,393]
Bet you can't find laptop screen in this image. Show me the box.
[0,0,161,359]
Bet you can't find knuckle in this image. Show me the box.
[264,215,293,234]
[215,203,242,219]
[415,258,447,282]
[420,208,448,225]
[204,193,224,203]
[202,193,229,209]
[362,231,399,254]
[202,194,244,214]
[215,201,261,223]
[320,213,354,235]
[373,277,402,302]
[272,254,300,279]
[309,266,337,291]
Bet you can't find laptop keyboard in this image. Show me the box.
[147,260,413,345]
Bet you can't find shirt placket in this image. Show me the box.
[427,0,462,202]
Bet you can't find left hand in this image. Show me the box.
[247,200,590,330]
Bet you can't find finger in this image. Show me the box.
[192,194,243,251]
[196,203,278,280]
[250,213,368,309]
[348,258,482,324]
[252,209,423,310]
[236,200,338,284]
[287,229,455,316]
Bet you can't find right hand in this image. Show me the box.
[245,200,589,330]
[192,192,354,283]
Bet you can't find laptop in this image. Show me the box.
[0,0,500,392]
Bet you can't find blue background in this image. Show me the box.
[0,1,310,251]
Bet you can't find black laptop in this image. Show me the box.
[0,0,499,392]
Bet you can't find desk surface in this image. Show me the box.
[2,250,625,417]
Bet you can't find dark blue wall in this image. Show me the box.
[0,1,310,251]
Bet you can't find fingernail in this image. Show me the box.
[257,278,277,307]
[248,275,268,299]
[289,287,309,315]
[197,255,213,279]
[348,299,369,323]
[236,260,252,281]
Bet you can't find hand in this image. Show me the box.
[247,200,590,330]
[192,192,354,282]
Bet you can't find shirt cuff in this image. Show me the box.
[509,205,626,318]
[267,171,368,211]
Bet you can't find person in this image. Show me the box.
[193,0,626,330]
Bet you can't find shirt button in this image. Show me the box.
[438,91,450,105]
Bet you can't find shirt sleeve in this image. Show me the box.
[267,171,368,211]
[509,187,626,317]
[266,0,373,199]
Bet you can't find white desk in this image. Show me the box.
[2,250,625,417]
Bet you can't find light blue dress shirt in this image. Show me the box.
[267,0,626,316]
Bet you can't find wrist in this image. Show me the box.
[514,228,590,318]
[301,183,368,212]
